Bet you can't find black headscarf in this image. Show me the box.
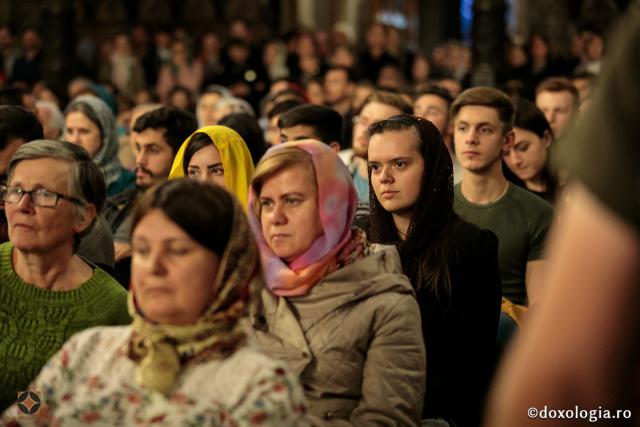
[368,114,461,300]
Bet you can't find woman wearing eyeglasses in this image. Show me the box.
[0,140,130,411]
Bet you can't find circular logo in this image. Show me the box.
[16,391,41,415]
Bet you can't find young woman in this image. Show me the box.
[248,140,425,425]
[367,115,502,427]
[503,98,558,203]
[1,179,308,426]
[168,125,254,209]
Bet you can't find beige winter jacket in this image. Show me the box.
[252,245,426,426]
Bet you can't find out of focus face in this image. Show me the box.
[187,144,226,188]
[197,92,223,127]
[64,111,102,157]
[352,101,403,159]
[535,90,576,139]
[131,209,220,325]
[324,69,352,105]
[6,158,89,253]
[414,94,449,136]
[259,165,323,263]
[369,129,424,216]
[503,127,550,182]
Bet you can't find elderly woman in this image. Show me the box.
[1,179,308,425]
[0,140,130,411]
[248,140,425,425]
[64,95,135,197]
[169,125,254,208]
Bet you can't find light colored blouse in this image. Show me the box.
[1,326,309,427]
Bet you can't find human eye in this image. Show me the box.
[212,166,225,176]
[395,160,408,168]
[284,196,301,206]
[515,143,530,152]
[131,242,150,256]
[149,146,160,155]
[369,163,380,172]
[456,124,467,132]
[259,198,273,209]
[167,244,191,256]
[187,168,200,177]
[480,126,494,135]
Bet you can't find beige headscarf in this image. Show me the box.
[126,196,262,394]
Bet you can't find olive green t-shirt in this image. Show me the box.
[454,183,553,305]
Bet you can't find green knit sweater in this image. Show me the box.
[0,242,131,410]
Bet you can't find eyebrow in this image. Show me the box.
[188,163,224,169]
[369,156,413,164]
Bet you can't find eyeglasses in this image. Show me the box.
[0,186,84,208]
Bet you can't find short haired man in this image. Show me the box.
[340,90,412,208]
[104,107,197,262]
[413,85,463,183]
[265,99,304,146]
[451,87,553,306]
[535,77,579,139]
[278,104,342,152]
[323,66,356,118]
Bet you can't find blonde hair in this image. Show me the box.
[251,146,317,219]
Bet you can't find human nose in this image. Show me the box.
[145,248,168,276]
[66,130,80,145]
[135,150,147,167]
[508,151,522,167]
[464,128,479,145]
[379,165,393,183]
[268,202,287,225]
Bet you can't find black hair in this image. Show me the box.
[267,99,305,120]
[414,84,454,107]
[133,107,198,154]
[324,66,358,83]
[131,179,233,257]
[277,104,343,146]
[219,112,267,164]
[0,87,30,107]
[182,132,214,175]
[0,105,43,150]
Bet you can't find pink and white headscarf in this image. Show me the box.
[248,140,358,296]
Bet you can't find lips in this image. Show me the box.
[380,190,399,199]
[462,150,480,156]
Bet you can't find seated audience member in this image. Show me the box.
[104,107,198,263]
[278,104,343,151]
[339,91,413,208]
[196,85,231,127]
[265,99,304,146]
[35,100,64,140]
[534,77,579,140]
[503,98,558,203]
[169,126,254,209]
[0,140,129,410]
[323,65,356,118]
[451,87,553,307]
[64,95,135,197]
[413,84,463,183]
[368,115,501,426]
[248,140,425,425]
[1,179,308,425]
[219,112,269,165]
[487,13,640,426]
[211,97,255,125]
[119,102,163,170]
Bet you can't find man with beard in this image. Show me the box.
[104,107,197,262]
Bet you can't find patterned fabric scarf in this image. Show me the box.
[168,125,255,210]
[64,95,124,189]
[247,140,360,297]
[127,196,262,395]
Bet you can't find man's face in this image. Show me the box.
[453,105,512,174]
[536,90,576,139]
[134,128,174,188]
[280,124,317,143]
[352,102,403,159]
[324,69,352,105]
[414,94,450,136]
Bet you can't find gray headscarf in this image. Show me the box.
[64,95,123,190]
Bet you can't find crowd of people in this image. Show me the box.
[0,7,637,427]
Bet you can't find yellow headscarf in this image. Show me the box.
[169,125,254,209]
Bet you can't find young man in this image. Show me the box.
[278,104,342,152]
[535,77,579,139]
[339,90,412,207]
[104,107,197,261]
[414,84,463,183]
[451,87,553,306]
[323,66,356,118]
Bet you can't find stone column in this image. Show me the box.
[471,0,507,86]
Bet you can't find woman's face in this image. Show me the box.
[258,164,323,263]
[64,111,102,157]
[6,158,92,254]
[131,209,220,325]
[504,127,550,182]
[187,144,226,188]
